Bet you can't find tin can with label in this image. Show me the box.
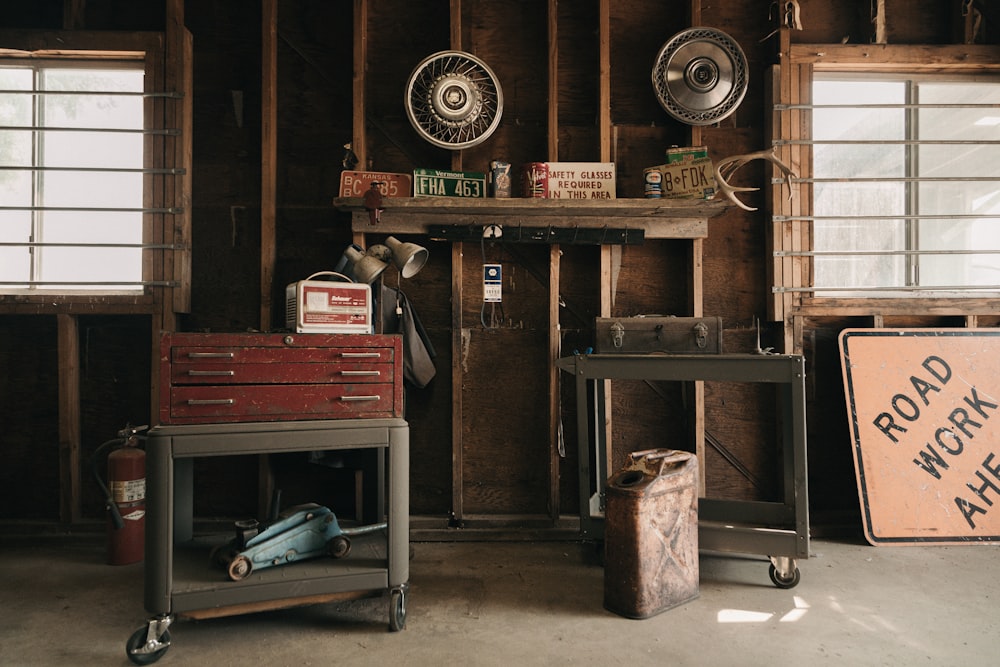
[522,162,549,198]
[489,160,512,198]
[665,145,708,164]
[643,167,663,198]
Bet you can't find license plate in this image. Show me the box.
[339,170,412,198]
[413,168,486,198]
[658,157,717,199]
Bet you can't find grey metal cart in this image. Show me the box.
[556,353,809,588]
[127,418,409,665]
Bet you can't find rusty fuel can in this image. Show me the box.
[603,449,698,618]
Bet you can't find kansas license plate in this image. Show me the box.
[413,168,486,198]
[339,170,412,198]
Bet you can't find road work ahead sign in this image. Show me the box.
[840,329,1000,545]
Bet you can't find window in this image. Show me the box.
[769,45,1000,319]
[811,73,1000,297]
[0,60,147,292]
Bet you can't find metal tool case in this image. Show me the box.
[594,316,722,354]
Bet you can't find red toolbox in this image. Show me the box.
[159,332,403,424]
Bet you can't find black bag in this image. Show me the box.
[380,285,436,388]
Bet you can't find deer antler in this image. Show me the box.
[714,149,796,211]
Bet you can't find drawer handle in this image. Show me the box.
[187,352,235,359]
[339,370,380,377]
[186,398,235,405]
[339,395,380,402]
[187,370,236,377]
[340,352,381,358]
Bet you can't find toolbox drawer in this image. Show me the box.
[168,383,397,421]
[159,332,403,424]
[170,361,393,385]
[171,344,394,366]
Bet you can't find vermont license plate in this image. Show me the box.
[413,168,486,198]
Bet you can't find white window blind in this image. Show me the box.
[0,60,175,293]
[775,72,1000,298]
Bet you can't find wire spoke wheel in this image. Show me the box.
[405,50,504,150]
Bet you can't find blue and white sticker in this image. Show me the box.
[483,264,502,302]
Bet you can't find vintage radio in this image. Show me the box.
[285,277,372,334]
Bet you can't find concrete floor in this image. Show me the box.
[0,534,996,666]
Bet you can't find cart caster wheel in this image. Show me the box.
[327,535,351,559]
[228,555,252,581]
[126,626,171,665]
[769,563,801,589]
[389,586,407,632]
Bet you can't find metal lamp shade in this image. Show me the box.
[345,245,389,284]
[385,236,428,279]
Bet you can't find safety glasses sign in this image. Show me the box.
[840,329,1000,545]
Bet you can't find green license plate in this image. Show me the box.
[413,168,486,198]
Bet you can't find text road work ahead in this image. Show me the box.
[872,354,1000,529]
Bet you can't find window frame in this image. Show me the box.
[769,43,1000,321]
[0,30,190,316]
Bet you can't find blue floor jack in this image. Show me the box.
[214,503,387,581]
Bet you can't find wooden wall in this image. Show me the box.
[0,0,996,534]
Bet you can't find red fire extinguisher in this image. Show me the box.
[92,424,147,566]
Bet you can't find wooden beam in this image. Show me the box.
[337,197,722,238]
[451,0,463,172]
[165,0,191,321]
[547,0,558,160]
[451,243,464,524]
[145,38,167,423]
[352,0,367,169]
[158,0,187,446]
[873,0,887,44]
[450,0,462,50]
[170,27,193,316]
[600,244,613,481]
[449,0,464,523]
[63,0,85,29]
[0,29,158,54]
[771,29,804,350]
[548,244,560,521]
[793,297,1000,316]
[598,0,611,162]
[789,43,1000,69]
[57,314,81,524]
[259,0,279,519]
[260,0,278,331]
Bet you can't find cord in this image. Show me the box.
[480,227,505,330]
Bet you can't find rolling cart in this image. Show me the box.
[556,352,809,588]
[126,418,409,665]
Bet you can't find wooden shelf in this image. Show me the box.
[333,197,728,239]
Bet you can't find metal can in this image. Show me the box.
[489,160,512,198]
[643,167,663,198]
[665,145,708,163]
[604,449,699,618]
[522,162,548,198]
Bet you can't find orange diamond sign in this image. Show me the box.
[840,329,1000,545]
